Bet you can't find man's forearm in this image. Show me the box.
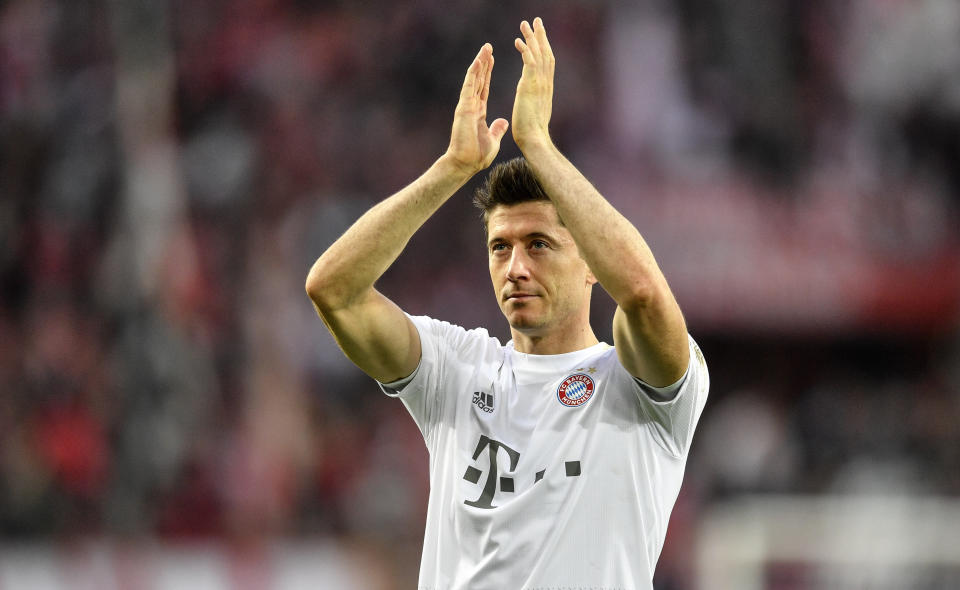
[510,17,670,310]
[520,140,668,308]
[306,155,474,311]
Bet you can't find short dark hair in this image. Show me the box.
[473,157,550,233]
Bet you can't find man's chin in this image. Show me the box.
[505,312,546,332]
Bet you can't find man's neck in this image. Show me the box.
[511,324,600,355]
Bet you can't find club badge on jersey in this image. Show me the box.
[556,373,596,407]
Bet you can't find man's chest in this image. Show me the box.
[441,363,624,510]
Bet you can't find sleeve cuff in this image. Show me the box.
[635,366,689,402]
[378,361,421,395]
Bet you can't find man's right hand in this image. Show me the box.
[444,43,510,175]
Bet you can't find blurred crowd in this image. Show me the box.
[1,0,959,586]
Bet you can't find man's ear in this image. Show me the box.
[586,268,598,286]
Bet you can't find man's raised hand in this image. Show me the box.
[512,17,555,152]
[445,43,510,176]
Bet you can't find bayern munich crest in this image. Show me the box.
[556,373,596,407]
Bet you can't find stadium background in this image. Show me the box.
[1,0,958,587]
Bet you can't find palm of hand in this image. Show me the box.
[512,74,553,147]
[449,107,498,170]
[511,17,554,148]
[445,18,555,173]
[446,43,508,174]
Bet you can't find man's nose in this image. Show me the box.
[506,248,530,281]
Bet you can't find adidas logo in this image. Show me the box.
[472,391,494,413]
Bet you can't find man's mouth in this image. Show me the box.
[506,293,536,301]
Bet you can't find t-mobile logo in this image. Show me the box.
[462,435,519,509]
[462,435,583,509]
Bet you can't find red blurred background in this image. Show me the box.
[1,0,958,588]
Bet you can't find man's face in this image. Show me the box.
[487,201,596,337]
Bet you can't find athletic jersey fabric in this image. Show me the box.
[380,314,709,590]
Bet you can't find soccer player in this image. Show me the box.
[306,17,709,589]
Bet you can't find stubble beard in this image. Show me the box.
[504,299,549,333]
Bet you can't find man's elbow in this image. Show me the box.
[305,272,322,305]
[615,280,658,313]
[616,281,687,337]
[305,262,343,312]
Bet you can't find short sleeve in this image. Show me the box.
[376,314,499,449]
[631,335,710,458]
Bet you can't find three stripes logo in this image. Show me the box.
[472,391,494,413]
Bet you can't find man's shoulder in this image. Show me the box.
[407,314,505,353]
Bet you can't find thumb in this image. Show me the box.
[489,118,509,141]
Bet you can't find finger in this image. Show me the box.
[476,48,488,99]
[515,37,534,65]
[479,51,493,103]
[460,44,492,104]
[489,118,509,142]
[482,44,496,98]
[520,19,540,59]
[459,48,484,102]
[533,17,553,60]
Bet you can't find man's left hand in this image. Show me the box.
[512,17,555,151]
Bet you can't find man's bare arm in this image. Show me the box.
[306,44,509,383]
[512,18,688,387]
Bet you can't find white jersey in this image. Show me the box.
[380,315,709,590]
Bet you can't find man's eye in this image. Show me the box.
[491,243,507,252]
[532,240,548,249]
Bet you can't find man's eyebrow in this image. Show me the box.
[487,231,558,248]
[525,232,555,242]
